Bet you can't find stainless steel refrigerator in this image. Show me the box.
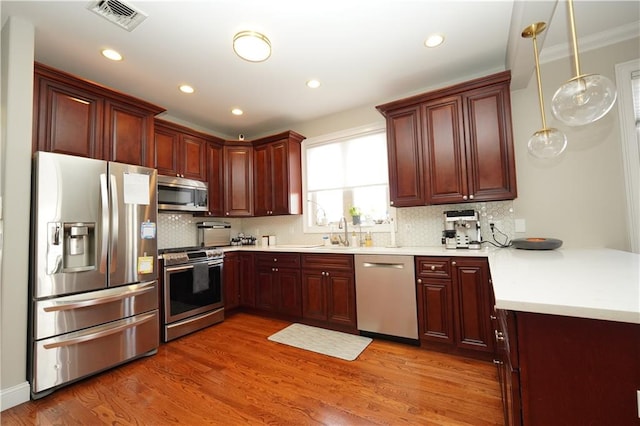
[29,151,160,398]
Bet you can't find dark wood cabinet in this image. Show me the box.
[255,253,301,317]
[223,252,241,310]
[253,131,305,216]
[377,71,516,206]
[416,256,494,359]
[384,105,426,207]
[33,62,164,166]
[495,310,640,426]
[223,143,253,217]
[206,141,225,217]
[301,254,357,332]
[238,253,256,308]
[154,119,211,181]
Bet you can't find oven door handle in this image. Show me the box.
[165,260,222,273]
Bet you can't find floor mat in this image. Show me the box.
[268,323,372,361]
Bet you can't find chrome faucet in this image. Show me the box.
[338,216,350,246]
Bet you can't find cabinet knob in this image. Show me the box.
[492,359,504,365]
[273,258,277,262]
[490,315,497,320]
[469,194,474,200]
[226,212,230,216]
[430,265,436,271]
[451,261,456,266]
[390,201,394,205]
[325,272,329,277]
[494,330,505,342]
[417,278,422,284]
[462,195,468,201]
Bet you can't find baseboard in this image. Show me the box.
[1,381,30,411]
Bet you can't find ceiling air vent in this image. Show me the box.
[87,0,147,32]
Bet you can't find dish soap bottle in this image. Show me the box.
[364,231,373,247]
[350,231,358,247]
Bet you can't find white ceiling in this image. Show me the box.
[2,1,639,139]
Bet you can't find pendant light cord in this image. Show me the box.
[567,0,582,78]
[531,28,548,130]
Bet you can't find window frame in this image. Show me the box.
[302,122,396,234]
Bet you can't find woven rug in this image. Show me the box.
[268,323,372,361]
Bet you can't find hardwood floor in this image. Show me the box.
[2,313,503,425]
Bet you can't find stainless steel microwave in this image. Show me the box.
[157,175,208,212]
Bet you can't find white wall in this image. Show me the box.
[0,17,34,409]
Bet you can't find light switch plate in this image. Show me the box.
[515,218,526,233]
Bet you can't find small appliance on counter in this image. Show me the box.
[512,237,563,250]
[197,221,231,247]
[442,209,482,249]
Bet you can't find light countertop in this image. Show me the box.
[222,244,640,324]
[487,247,640,324]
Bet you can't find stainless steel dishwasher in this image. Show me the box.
[354,254,418,341]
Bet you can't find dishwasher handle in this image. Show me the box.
[362,262,405,269]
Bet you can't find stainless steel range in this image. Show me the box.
[161,246,225,342]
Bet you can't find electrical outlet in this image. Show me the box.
[490,220,503,230]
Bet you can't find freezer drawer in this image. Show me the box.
[32,310,159,396]
[34,281,158,340]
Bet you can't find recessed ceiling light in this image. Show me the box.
[233,31,271,62]
[424,34,445,48]
[231,108,244,116]
[306,79,321,89]
[101,49,123,61]
[179,85,195,94]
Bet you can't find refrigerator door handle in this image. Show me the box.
[42,311,156,350]
[109,174,119,273]
[42,281,156,312]
[99,174,109,273]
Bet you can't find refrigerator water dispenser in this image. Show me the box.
[63,222,95,272]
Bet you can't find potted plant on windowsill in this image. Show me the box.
[349,206,362,225]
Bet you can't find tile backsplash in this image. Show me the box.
[158,201,514,249]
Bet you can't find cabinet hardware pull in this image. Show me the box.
[417,278,422,284]
[490,315,497,320]
[462,195,468,200]
[451,261,456,266]
[492,359,504,365]
[469,194,474,200]
[430,265,436,271]
[495,330,505,341]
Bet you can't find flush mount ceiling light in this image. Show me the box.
[424,34,444,48]
[101,48,122,61]
[179,85,194,94]
[522,22,567,159]
[551,0,617,126]
[233,31,271,62]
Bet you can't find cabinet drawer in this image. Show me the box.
[256,252,300,268]
[415,257,451,278]
[301,254,354,271]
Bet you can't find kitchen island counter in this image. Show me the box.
[488,247,640,324]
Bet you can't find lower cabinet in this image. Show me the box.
[301,254,357,332]
[255,253,301,317]
[416,256,494,358]
[223,252,241,310]
[495,309,640,425]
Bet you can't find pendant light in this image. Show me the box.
[522,22,567,159]
[551,0,617,126]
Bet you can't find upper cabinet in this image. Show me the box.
[154,119,217,181]
[33,62,165,167]
[377,71,517,207]
[253,131,305,216]
[223,142,254,217]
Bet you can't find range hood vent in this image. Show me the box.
[87,0,147,32]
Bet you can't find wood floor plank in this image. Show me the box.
[1,312,503,425]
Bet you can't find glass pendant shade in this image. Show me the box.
[551,74,617,126]
[528,128,568,159]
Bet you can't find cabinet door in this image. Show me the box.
[224,145,253,217]
[422,96,468,204]
[34,77,104,159]
[253,143,272,216]
[223,253,240,309]
[181,134,207,181]
[417,279,453,344]
[255,266,277,312]
[325,271,356,327]
[239,253,256,307]
[385,105,426,207]
[301,270,327,321]
[206,142,225,217]
[154,125,180,176]
[452,258,494,353]
[462,83,517,201]
[278,269,302,317]
[104,100,153,166]
[271,139,297,215]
